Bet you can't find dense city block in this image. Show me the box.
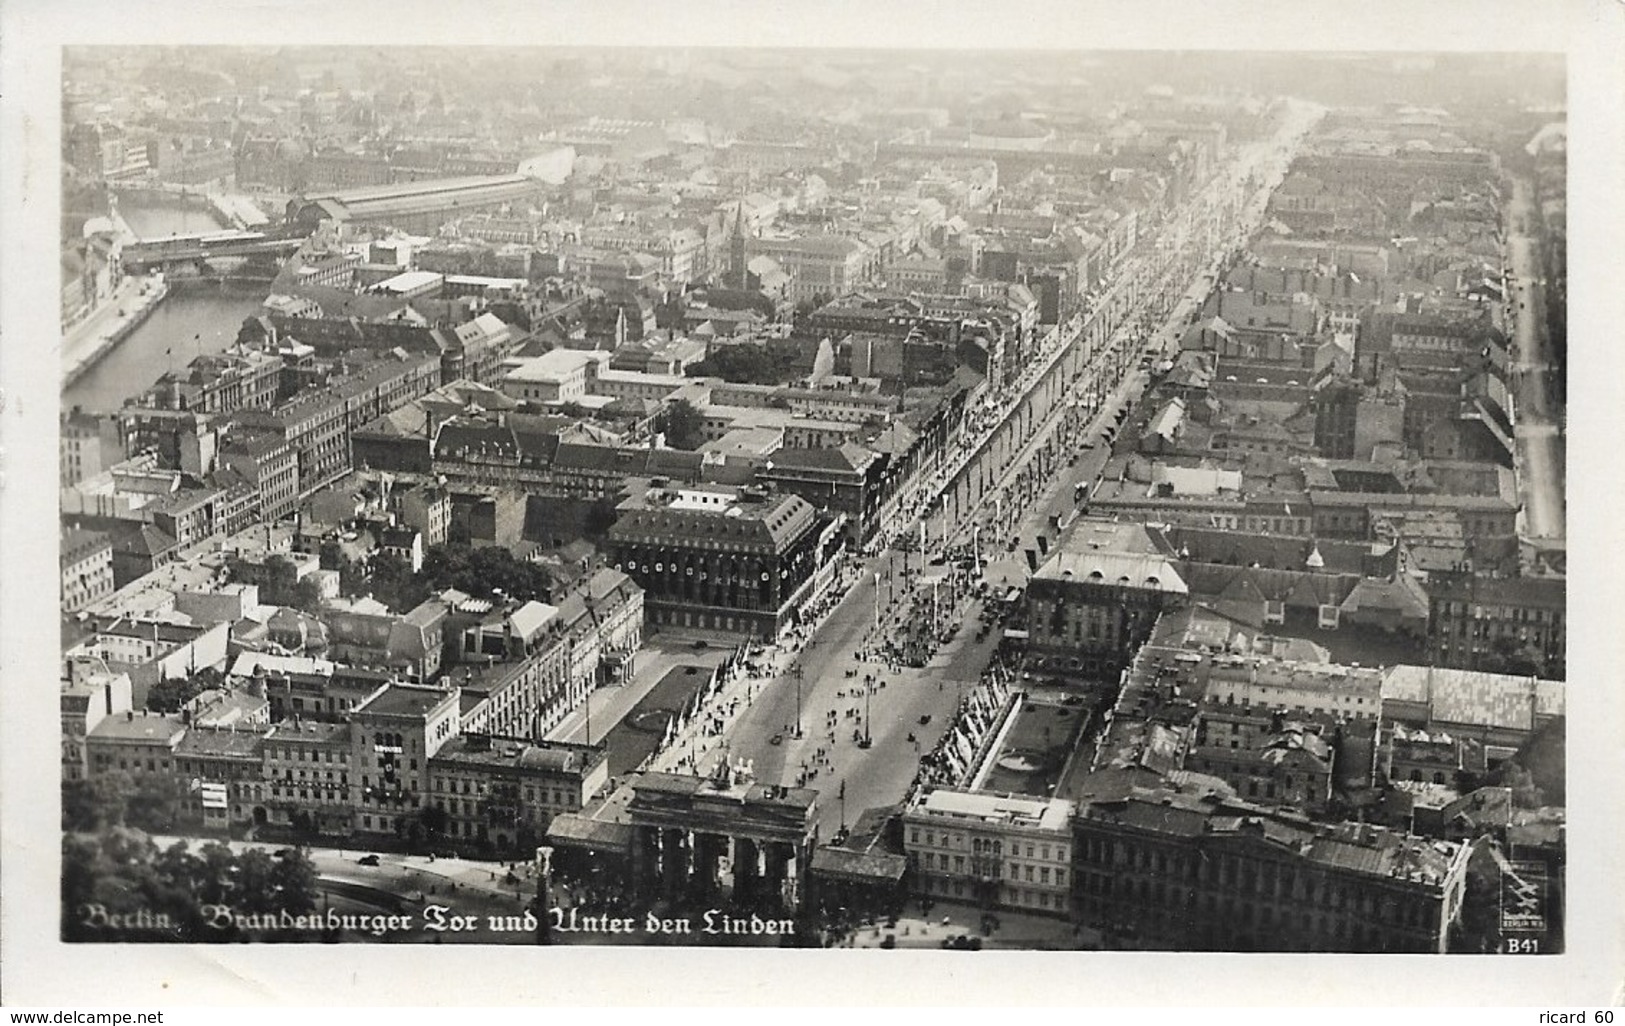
[59,47,1564,951]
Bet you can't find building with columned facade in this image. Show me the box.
[624,768,819,918]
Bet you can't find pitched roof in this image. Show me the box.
[1033,549,1188,595]
[109,521,179,557]
[762,443,879,475]
[1381,666,1564,729]
[810,846,909,882]
[508,600,559,641]
[1164,525,1373,574]
[1339,574,1430,619]
[1179,563,1357,607]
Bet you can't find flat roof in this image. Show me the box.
[505,348,607,383]
[434,735,604,775]
[231,651,337,678]
[266,721,350,744]
[373,270,443,293]
[445,274,528,289]
[354,683,456,719]
[88,712,187,744]
[977,696,1089,798]
[912,787,1074,831]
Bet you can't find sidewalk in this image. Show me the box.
[62,272,168,382]
[650,561,869,779]
[843,898,1087,950]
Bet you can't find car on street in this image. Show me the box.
[769,733,784,746]
[357,854,380,866]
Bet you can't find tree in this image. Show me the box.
[336,556,369,598]
[235,316,267,348]
[291,576,324,614]
[146,666,222,714]
[1493,762,1547,810]
[229,554,318,610]
[61,832,323,943]
[660,398,706,450]
[1483,635,1541,677]
[269,848,320,916]
[583,495,621,539]
[62,772,136,832]
[417,543,556,603]
[125,774,188,834]
[369,550,426,611]
[317,540,345,571]
[689,343,794,386]
[419,803,450,841]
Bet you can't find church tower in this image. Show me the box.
[728,200,748,290]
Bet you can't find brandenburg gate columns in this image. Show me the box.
[660,827,691,900]
[732,836,762,907]
[691,831,725,897]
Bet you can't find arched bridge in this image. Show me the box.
[123,230,305,271]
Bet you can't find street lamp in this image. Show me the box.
[862,678,873,748]
[872,570,881,633]
[792,662,804,740]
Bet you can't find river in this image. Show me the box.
[62,284,272,415]
[117,195,228,240]
[63,198,272,414]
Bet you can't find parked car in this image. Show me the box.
[357,854,380,866]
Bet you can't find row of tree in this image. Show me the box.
[417,543,557,604]
[686,343,798,387]
[63,829,322,942]
[246,537,567,618]
[65,771,188,835]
